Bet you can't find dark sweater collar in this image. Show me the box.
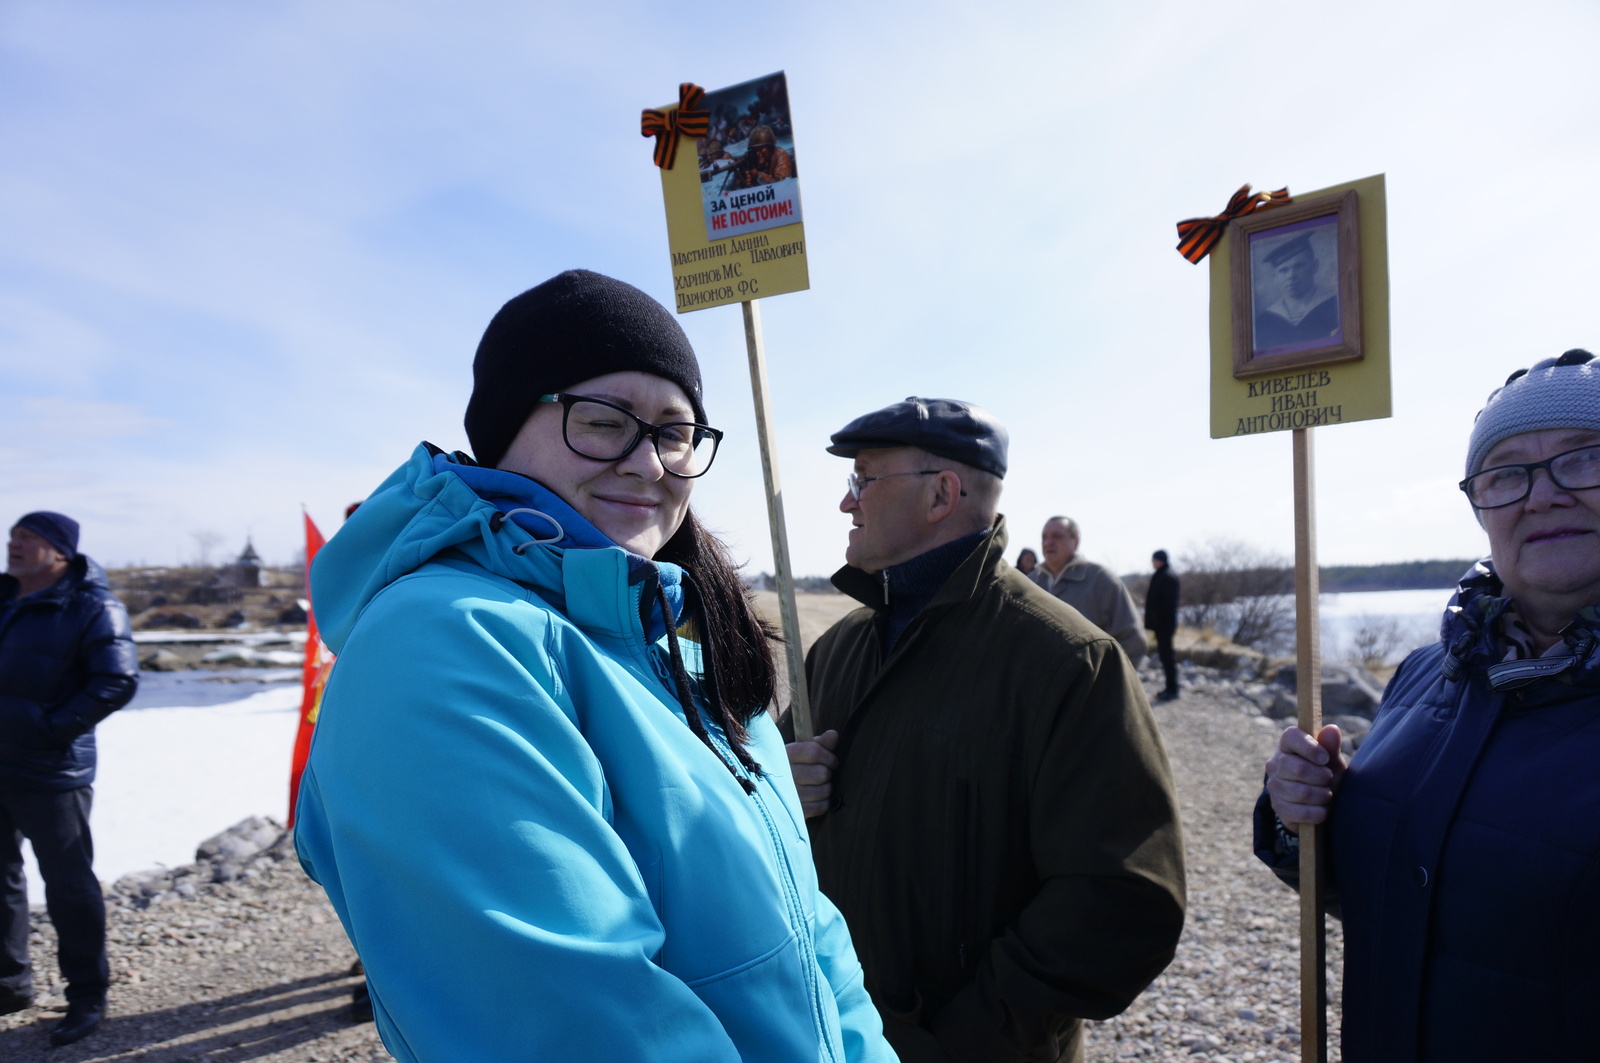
[832,517,1010,610]
[879,530,991,651]
[886,530,990,604]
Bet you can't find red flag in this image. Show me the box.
[287,512,333,828]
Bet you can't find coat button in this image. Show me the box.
[1413,866,1429,887]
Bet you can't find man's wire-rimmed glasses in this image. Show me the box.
[1459,444,1600,509]
[846,470,943,501]
[539,394,724,478]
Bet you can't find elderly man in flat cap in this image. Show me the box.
[0,512,138,1047]
[784,398,1185,1063]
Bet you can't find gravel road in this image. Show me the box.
[1083,663,1345,1063]
[0,662,1343,1062]
[0,833,387,1062]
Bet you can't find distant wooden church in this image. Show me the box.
[219,538,266,588]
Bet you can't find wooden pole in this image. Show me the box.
[1293,426,1328,1063]
[741,299,814,740]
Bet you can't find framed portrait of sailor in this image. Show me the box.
[1229,190,1362,378]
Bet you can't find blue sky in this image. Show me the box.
[3,1,1597,578]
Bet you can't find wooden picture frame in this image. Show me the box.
[1230,190,1362,378]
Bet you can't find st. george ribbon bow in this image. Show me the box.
[1174,184,1291,263]
[641,83,710,170]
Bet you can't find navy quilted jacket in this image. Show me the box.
[1255,561,1600,1061]
[0,555,139,791]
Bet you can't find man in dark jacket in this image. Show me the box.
[785,398,1185,1063]
[1145,550,1180,701]
[0,512,138,1046]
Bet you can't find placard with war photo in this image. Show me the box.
[647,72,809,313]
[1207,175,1391,439]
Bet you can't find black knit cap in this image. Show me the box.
[12,511,79,559]
[464,270,706,468]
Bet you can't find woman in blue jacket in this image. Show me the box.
[1258,349,1600,1061]
[295,270,894,1063]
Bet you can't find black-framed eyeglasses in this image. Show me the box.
[539,394,724,478]
[846,469,964,501]
[1459,444,1600,509]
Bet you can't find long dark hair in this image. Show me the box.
[655,508,780,779]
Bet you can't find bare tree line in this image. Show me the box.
[1156,539,1431,668]
[1171,539,1297,655]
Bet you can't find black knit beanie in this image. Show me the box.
[13,511,79,559]
[464,270,706,469]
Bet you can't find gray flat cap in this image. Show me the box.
[827,397,1008,479]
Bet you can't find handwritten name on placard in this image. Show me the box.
[651,71,810,314]
[669,234,807,309]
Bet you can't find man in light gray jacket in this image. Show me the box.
[1032,516,1147,665]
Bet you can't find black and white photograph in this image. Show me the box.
[1249,215,1341,355]
[1229,189,1363,378]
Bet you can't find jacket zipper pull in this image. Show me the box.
[881,570,890,606]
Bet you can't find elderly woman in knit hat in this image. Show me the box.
[1256,349,1600,1062]
[293,271,893,1063]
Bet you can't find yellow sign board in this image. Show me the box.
[1209,174,1391,438]
[653,72,809,314]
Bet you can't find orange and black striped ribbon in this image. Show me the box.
[641,83,710,170]
[1174,184,1291,263]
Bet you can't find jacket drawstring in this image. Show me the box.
[655,580,757,795]
[489,509,565,554]
[487,507,762,793]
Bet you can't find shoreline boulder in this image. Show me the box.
[1266,662,1385,720]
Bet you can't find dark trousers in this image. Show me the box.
[1154,627,1178,694]
[0,787,107,1002]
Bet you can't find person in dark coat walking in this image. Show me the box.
[1145,550,1180,701]
[1258,349,1600,1061]
[0,512,138,1046]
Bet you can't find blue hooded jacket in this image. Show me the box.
[294,444,894,1063]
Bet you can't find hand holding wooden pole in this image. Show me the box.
[1293,427,1328,1063]
[741,299,814,740]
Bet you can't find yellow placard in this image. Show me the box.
[1209,174,1391,438]
[653,72,810,313]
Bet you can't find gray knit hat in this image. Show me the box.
[1465,349,1600,477]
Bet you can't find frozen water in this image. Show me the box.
[19,681,301,905]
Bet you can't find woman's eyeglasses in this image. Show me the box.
[1459,445,1600,509]
[540,394,723,478]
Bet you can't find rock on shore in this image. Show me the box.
[0,818,386,1061]
[1,660,1345,1062]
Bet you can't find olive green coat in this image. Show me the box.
[799,519,1185,1063]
